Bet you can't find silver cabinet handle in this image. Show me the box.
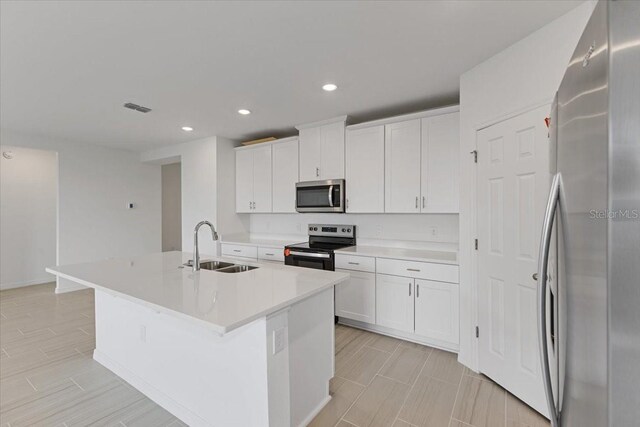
[328,185,334,207]
[249,201,252,210]
[415,196,418,209]
[347,262,360,265]
[346,198,349,209]
[407,268,421,272]
[537,172,561,427]
[265,253,274,256]
[253,201,256,210]
[409,283,411,296]
[417,284,420,298]
[422,196,426,208]
[233,249,241,253]
[316,167,320,177]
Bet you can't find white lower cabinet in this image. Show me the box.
[375,274,414,333]
[335,269,376,324]
[414,279,459,347]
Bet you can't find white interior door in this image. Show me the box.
[345,125,385,212]
[476,105,550,416]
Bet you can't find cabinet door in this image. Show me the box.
[320,121,345,179]
[335,270,376,324]
[414,279,459,346]
[421,112,460,213]
[375,274,414,332]
[252,145,272,213]
[345,126,385,212]
[299,127,322,181]
[272,140,298,213]
[384,119,421,213]
[235,149,253,213]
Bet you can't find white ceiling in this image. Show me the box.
[0,0,583,151]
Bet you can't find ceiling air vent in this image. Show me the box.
[124,102,152,113]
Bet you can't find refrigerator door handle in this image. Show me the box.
[538,172,562,427]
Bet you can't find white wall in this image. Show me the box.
[457,1,596,369]
[250,213,459,250]
[0,146,57,289]
[142,137,249,257]
[161,162,182,251]
[0,129,162,293]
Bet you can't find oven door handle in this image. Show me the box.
[328,185,334,207]
[288,251,331,259]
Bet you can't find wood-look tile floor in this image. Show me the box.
[0,283,549,427]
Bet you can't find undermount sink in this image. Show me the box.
[184,260,235,270]
[183,260,258,273]
[215,265,259,273]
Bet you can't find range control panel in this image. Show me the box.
[308,224,356,238]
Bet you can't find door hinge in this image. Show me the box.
[471,150,478,163]
[475,326,479,338]
[474,239,478,250]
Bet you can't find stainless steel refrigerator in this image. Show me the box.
[537,1,640,426]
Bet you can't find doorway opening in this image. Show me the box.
[0,146,58,290]
[161,162,182,251]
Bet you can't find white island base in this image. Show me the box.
[93,287,334,427]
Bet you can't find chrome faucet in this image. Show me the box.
[192,220,219,272]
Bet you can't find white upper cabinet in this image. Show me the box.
[297,117,346,181]
[421,112,460,213]
[272,138,299,213]
[384,119,422,213]
[298,127,321,181]
[235,149,254,213]
[252,145,272,213]
[235,145,272,213]
[345,125,385,213]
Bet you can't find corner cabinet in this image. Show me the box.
[296,116,347,181]
[235,145,272,213]
[414,279,459,345]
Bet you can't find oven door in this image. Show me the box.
[295,179,345,213]
[284,250,335,271]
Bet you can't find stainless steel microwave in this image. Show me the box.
[295,179,345,213]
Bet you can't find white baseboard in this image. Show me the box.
[0,278,53,290]
[297,395,331,427]
[338,318,459,353]
[93,350,210,427]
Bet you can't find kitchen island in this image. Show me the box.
[46,251,348,427]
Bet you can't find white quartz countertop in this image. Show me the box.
[46,251,348,335]
[334,245,458,265]
[220,234,303,249]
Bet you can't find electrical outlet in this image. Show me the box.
[374,225,383,238]
[273,327,286,354]
[428,227,438,238]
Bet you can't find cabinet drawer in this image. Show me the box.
[376,258,458,283]
[335,254,376,272]
[221,243,258,260]
[258,247,285,262]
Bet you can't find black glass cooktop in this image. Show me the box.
[285,241,353,253]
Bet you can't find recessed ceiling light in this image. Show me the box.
[322,83,338,92]
[238,109,251,115]
[181,126,193,132]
